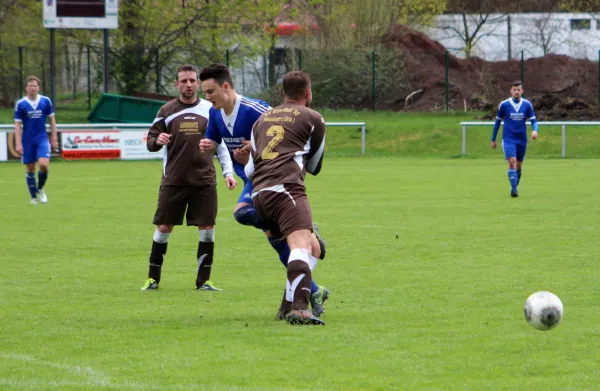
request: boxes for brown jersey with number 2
[250,102,326,191]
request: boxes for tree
[295,0,446,50]
[435,0,510,58]
[521,13,564,56]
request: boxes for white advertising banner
[0,133,7,161]
[120,131,163,160]
[61,131,121,159]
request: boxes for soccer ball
[524,291,563,331]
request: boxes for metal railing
[460,121,600,158]
[0,121,368,154]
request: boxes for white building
[424,13,600,61]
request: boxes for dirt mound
[382,25,600,119]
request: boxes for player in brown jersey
[140,65,237,292]
[244,71,326,325]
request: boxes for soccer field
[1,157,599,390]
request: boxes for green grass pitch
[1,157,599,390]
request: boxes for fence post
[598,49,600,104]
[103,29,109,93]
[155,49,160,93]
[461,125,466,156]
[18,47,23,95]
[521,51,524,90]
[242,58,246,96]
[87,46,91,110]
[507,15,512,60]
[561,124,566,158]
[50,28,56,105]
[445,50,449,112]
[361,125,366,155]
[298,50,302,70]
[371,50,376,112]
[226,48,229,67]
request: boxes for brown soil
[382,25,600,119]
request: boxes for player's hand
[531,131,538,140]
[156,133,171,145]
[199,138,217,153]
[15,144,23,155]
[233,146,251,165]
[224,175,237,190]
[51,137,59,151]
[491,141,497,149]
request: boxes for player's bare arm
[531,130,538,140]
[49,115,59,151]
[224,176,237,190]
[14,120,23,154]
[156,133,171,145]
[491,141,497,149]
[199,138,217,153]
[233,141,251,165]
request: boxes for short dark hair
[199,63,234,87]
[26,75,41,87]
[282,71,311,100]
[176,64,199,81]
[512,80,523,88]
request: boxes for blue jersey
[14,95,54,144]
[492,98,537,144]
[205,94,270,180]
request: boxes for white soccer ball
[524,291,564,331]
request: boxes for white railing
[0,121,368,154]
[460,121,600,158]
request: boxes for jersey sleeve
[14,102,22,122]
[496,102,505,119]
[205,108,222,145]
[527,102,539,131]
[147,107,167,152]
[244,129,256,180]
[305,114,326,176]
[45,98,55,117]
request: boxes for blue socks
[38,170,48,190]
[268,237,318,294]
[26,173,37,199]
[517,169,522,185]
[508,168,518,192]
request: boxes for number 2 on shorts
[261,125,285,160]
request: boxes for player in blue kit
[14,76,58,204]
[491,81,538,198]
[198,64,330,317]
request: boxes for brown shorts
[153,185,217,226]
[253,184,313,239]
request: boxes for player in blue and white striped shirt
[199,64,329,316]
[14,76,58,204]
[491,81,538,198]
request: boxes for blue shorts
[237,179,254,205]
[22,140,51,164]
[502,141,527,161]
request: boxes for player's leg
[22,143,38,203]
[187,185,221,291]
[278,188,324,325]
[233,179,267,229]
[516,143,527,187]
[308,230,330,317]
[36,141,51,203]
[267,227,328,312]
[503,141,519,197]
[142,186,186,290]
[285,229,324,325]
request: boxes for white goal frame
[460,121,600,158]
